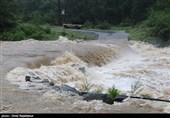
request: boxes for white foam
[5,41,170,113]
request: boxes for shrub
[130,80,143,96]
[95,22,112,30]
[17,24,40,36]
[1,30,26,41]
[1,23,95,41]
[44,27,51,34]
[29,31,44,40]
[80,79,94,92]
[94,87,104,94]
[147,11,170,41]
[11,30,26,41]
[84,21,94,29]
[1,23,53,41]
[107,86,120,100]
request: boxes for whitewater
[2,31,170,113]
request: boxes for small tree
[0,0,17,32]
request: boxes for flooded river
[1,30,170,113]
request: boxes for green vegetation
[130,80,143,96]
[0,0,170,45]
[0,0,17,32]
[1,23,55,41]
[127,26,153,42]
[1,23,95,41]
[107,86,120,100]
[148,12,170,42]
[94,22,112,30]
[80,79,94,92]
[58,29,95,40]
[94,87,104,94]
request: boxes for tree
[148,0,170,41]
[0,0,17,33]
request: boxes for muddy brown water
[0,31,163,113]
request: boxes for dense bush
[0,23,95,41]
[1,23,53,41]
[0,0,17,33]
[83,21,94,29]
[148,11,170,41]
[95,22,112,30]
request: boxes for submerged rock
[53,85,81,95]
[53,85,61,91]
[25,76,32,82]
[49,81,55,86]
[41,79,49,83]
[78,67,86,73]
[83,93,114,105]
[113,95,128,102]
[28,71,36,77]
[51,84,129,105]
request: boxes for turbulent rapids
[4,32,170,113]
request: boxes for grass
[111,25,152,41]
[94,87,104,94]
[128,28,153,43]
[54,29,96,41]
[107,86,120,100]
[130,80,143,96]
[3,23,169,47]
[111,24,170,47]
[1,23,96,41]
[80,79,94,92]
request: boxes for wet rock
[32,76,41,80]
[28,72,41,80]
[29,84,35,87]
[28,72,36,76]
[53,85,80,95]
[53,85,61,91]
[25,76,32,82]
[83,93,114,105]
[103,96,114,105]
[41,79,49,83]
[52,85,115,105]
[79,92,88,96]
[79,67,86,73]
[37,87,44,90]
[49,81,55,86]
[83,93,105,101]
[61,85,80,94]
[113,95,128,102]
[71,64,77,67]
[69,91,79,96]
